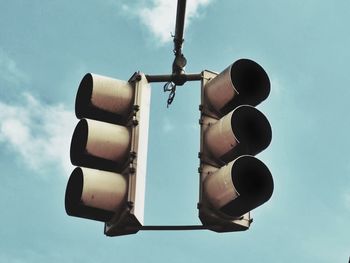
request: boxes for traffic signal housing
[65,72,151,236]
[198,59,273,232]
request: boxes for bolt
[133,105,140,112]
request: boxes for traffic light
[65,72,151,236]
[198,59,273,232]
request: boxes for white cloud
[0,48,28,85]
[125,0,213,44]
[0,93,75,176]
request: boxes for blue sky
[0,0,349,262]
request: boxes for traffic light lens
[70,119,89,166]
[220,156,274,217]
[76,73,93,119]
[230,59,270,106]
[232,156,273,198]
[65,167,84,216]
[231,105,272,156]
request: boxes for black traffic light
[65,72,151,236]
[198,59,273,232]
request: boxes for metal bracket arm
[145,73,202,85]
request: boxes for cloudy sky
[0,0,349,262]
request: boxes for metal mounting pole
[145,0,198,107]
[172,0,188,84]
[174,0,187,55]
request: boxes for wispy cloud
[0,48,28,85]
[344,190,350,210]
[122,0,213,44]
[270,76,284,97]
[0,93,75,176]
[162,116,175,133]
[160,116,198,134]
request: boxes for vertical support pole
[172,0,188,79]
[173,0,187,54]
